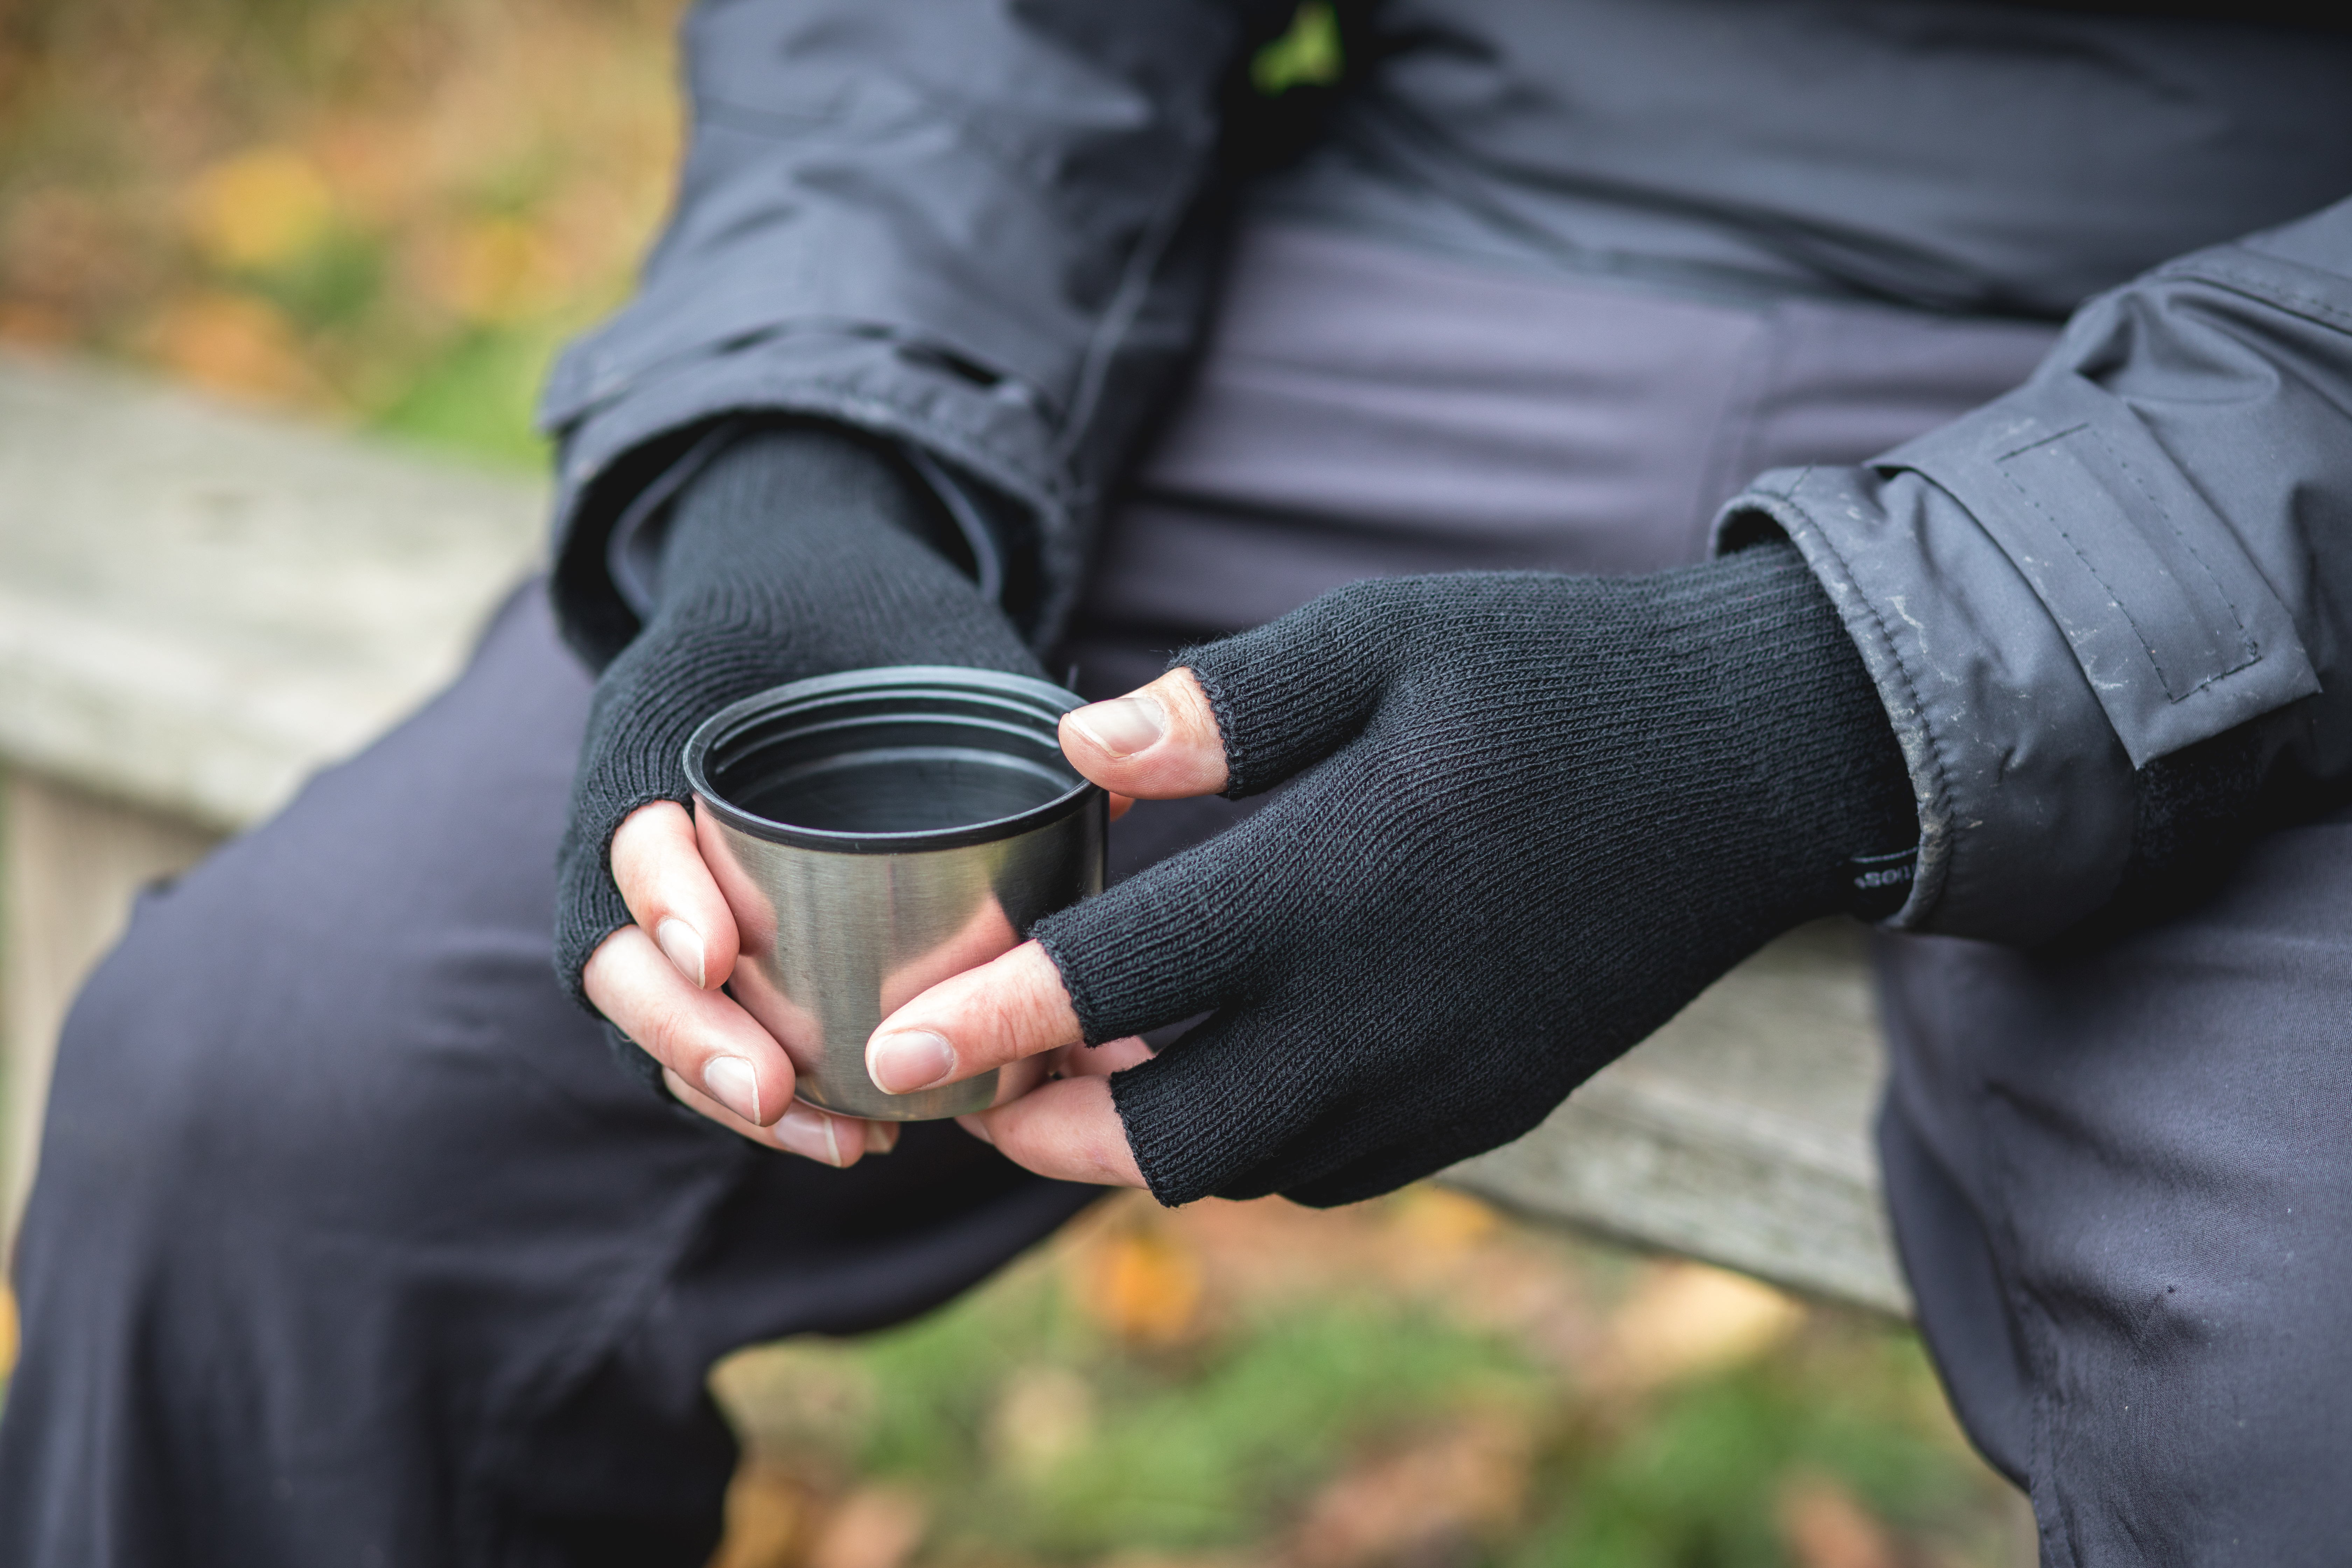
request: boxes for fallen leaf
[707,1463,812,1568]
[187,147,336,271]
[1388,1186,1500,1256]
[1608,1261,1804,1388]
[0,299,74,348]
[412,213,571,326]
[989,1364,1095,1479]
[144,292,324,406]
[1776,1472,1899,1568]
[808,1485,927,1568]
[1287,1413,1532,1568]
[1079,1222,1204,1346]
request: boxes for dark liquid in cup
[734,746,1074,835]
[700,678,1088,843]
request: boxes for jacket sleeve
[537,0,1293,664]
[1719,198,2352,943]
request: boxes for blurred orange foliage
[0,0,684,429]
[1778,1472,1902,1568]
[1079,1219,1207,1347]
[186,146,337,271]
[145,290,321,404]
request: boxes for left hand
[865,665,1236,1191]
[866,556,1913,1208]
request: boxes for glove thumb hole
[1178,600,1394,797]
[1030,848,1266,1048]
[1060,667,1232,800]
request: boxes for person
[4,1,2350,1563]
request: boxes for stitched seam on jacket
[2162,263,2352,333]
[1977,1081,2070,1568]
[559,326,1071,494]
[2086,424,2258,673]
[1993,444,2257,700]
[571,371,1074,525]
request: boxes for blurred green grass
[371,322,579,466]
[710,1192,2018,1568]
[850,1289,1525,1553]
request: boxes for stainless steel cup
[684,666,1107,1121]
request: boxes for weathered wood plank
[1445,920,1907,1316]
[0,349,544,830]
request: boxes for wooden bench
[0,349,1910,1317]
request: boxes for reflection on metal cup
[684,666,1107,1121]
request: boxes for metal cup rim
[682,665,1102,855]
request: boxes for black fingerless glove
[554,427,1042,1010]
[1031,541,1914,1208]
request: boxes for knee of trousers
[17,808,737,1328]
[1874,853,2352,1567]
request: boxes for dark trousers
[6,221,2348,1566]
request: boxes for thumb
[1060,668,1230,799]
[1174,580,1407,797]
[1064,580,1410,802]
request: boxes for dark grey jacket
[542,0,2352,943]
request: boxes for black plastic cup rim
[683,665,1102,855]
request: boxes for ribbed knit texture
[1032,541,1915,1208]
[554,427,1041,1013]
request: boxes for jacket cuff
[1715,466,2139,942]
[1713,211,2349,942]
[539,327,1089,667]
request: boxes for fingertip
[1060,669,1228,799]
[1063,692,1167,761]
[589,925,795,1120]
[774,1100,865,1167]
[870,941,1081,1086]
[866,1028,957,1096]
[654,916,706,989]
[613,800,743,989]
[976,1076,1146,1188]
[701,1053,763,1124]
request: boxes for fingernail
[702,1055,761,1124]
[868,1030,957,1094]
[656,917,706,988]
[866,1120,901,1155]
[956,1113,996,1147]
[775,1101,844,1167]
[1067,694,1165,759]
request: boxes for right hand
[583,800,899,1166]
[550,424,1055,1157]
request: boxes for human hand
[553,425,1049,1160]
[867,546,1916,1206]
[855,664,1231,1189]
[583,780,1142,1166]
[582,799,900,1164]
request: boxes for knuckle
[634,993,705,1072]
